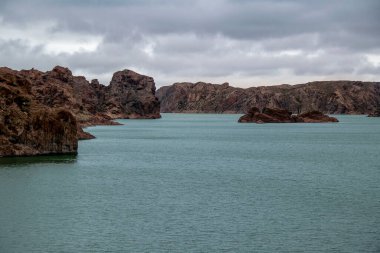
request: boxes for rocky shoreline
[368,108,380,117]
[157,81,380,114]
[2,66,379,157]
[0,66,161,157]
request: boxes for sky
[0,0,379,88]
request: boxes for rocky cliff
[0,67,78,156]
[105,70,161,119]
[21,66,160,123]
[0,66,161,157]
[157,81,380,114]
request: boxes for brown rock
[18,66,161,124]
[238,107,338,123]
[157,81,380,114]
[7,66,161,124]
[0,66,161,157]
[0,69,78,156]
[77,126,95,140]
[368,108,380,117]
[238,107,295,123]
[105,70,161,119]
[297,111,339,123]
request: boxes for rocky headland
[0,66,161,157]
[157,81,380,114]
[238,107,339,123]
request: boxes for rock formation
[105,70,161,119]
[0,66,161,157]
[238,107,338,123]
[21,66,161,124]
[157,81,380,114]
[238,107,292,123]
[368,108,380,117]
[0,68,78,156]
[296,111,339,123]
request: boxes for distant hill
[157,81,380,114]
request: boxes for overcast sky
[0,0,379,87]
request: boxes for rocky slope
[238,107,338,123]
[157,81,380,114]
[0,66,161,157]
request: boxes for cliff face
[105,70,161,119]
[0,66,161,157]
[157,81,380,114]
[0,68,78,156]
[20,66,161,123]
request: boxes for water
[0,114,379,252]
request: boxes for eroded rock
[238,107,338,123]
[157,81,380,114]
[0,66,161,157]
[368,108,380,117]
[0,69,78,156]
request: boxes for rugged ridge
[0,66,161,157]
[157,81,380,114]
[22,66,161,123]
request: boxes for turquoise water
[0,114,379,252]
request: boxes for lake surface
[0,114,379,252]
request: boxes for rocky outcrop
[368,108,380,117]
[0,68,78,156]
[157,81,380,114]
[238,107,338,123]
[238,107,292,123]
[297,111,339,123]
[0,66,161,157]
[105,70,161,119]
[19,66,161,124]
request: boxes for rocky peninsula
[0,66,161,157]
[238,107,339,123]
[157,81,380,114]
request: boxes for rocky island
[0,66,161,157]
[238,107,339,123]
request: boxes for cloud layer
[1,0,379,87]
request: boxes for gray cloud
[0,0,379,87]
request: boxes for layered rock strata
[157,81,380,114]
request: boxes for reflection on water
[0,154,77,167]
